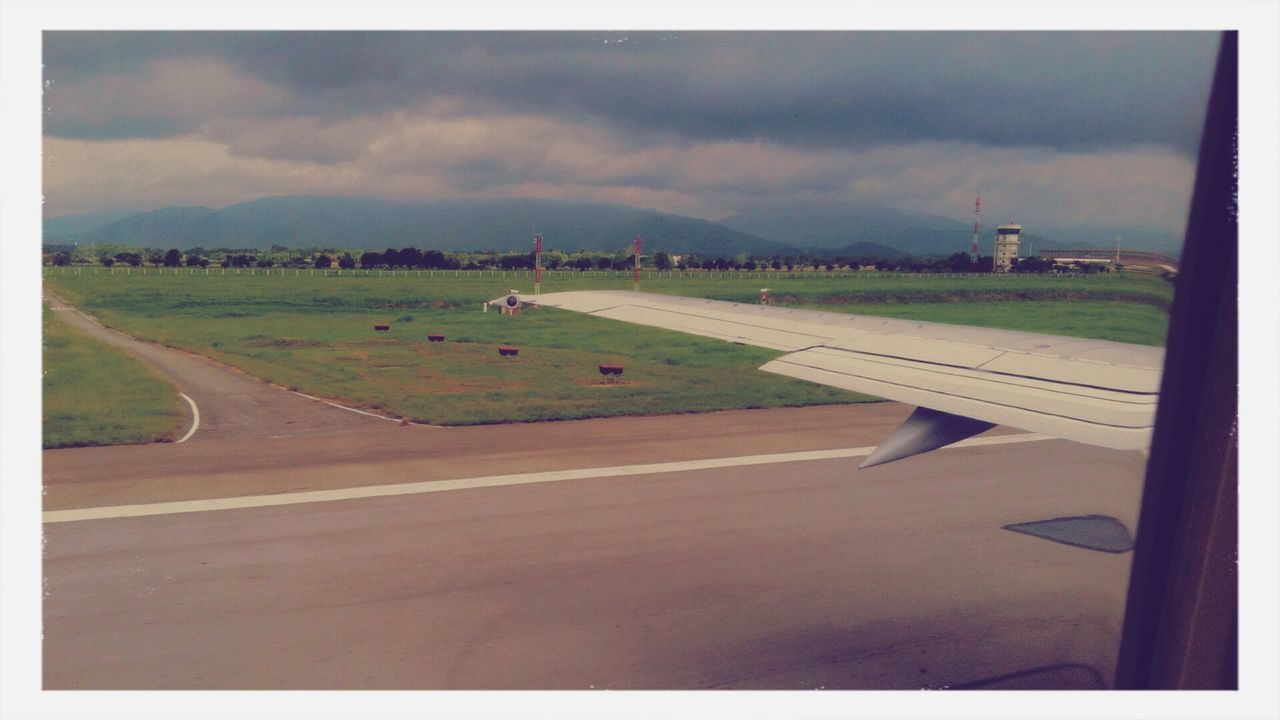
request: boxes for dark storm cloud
[43,31,1218,154]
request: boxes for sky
[42,31,1220,232]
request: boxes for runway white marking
[289,390,426,424]
[176,393,200,444]
[43,432,1052,524]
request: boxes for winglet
[859,406,996,468]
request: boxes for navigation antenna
[534,234,544,294]
[971,195,981,263]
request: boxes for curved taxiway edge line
[176,393,200,444]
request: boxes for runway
[44,417,1145,690]
[40,289,1148,690]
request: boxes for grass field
[43,265,1175,312]
[42,269,1173,429]
[42,304,186,448]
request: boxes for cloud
[43,105,1197,234]
[210,114,402,165]
[40,32,1214,235]
[44,31,1219,154]
[42,135,379,216]
[839,143,1197,230]
[44,57,300,140]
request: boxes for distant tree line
[44,242,1110,275]
[359,248,462,270]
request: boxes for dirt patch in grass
[582,380,639,389]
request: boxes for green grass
[42,266,1175,317]
[42,304,186,448]
[42,269,1171,428]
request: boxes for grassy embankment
[42,304,186,448]
[43,269,1172,427]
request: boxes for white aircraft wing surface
[496,290,1164,466]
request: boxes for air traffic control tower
[993,223,1022,272]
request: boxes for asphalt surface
[41,289,1148,690]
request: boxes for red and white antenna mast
[534,234,544,294]
[971,195,981,262]
[633,235,643,292]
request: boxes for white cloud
[46,57,298,138]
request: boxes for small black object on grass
[427,334,446,342]
[374,324,390,332]
[598,364,624,383]
[498,346,519,357]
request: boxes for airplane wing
[492,290,1164,466]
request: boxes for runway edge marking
[44,433,1052,524]
[289,390,436,426]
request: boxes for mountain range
[43,195,1183,259]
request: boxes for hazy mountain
[42,208,141,238]
[828,242,909,260]
[609,212,789,257]
[43,195,784,257]
[721,203,1179,258]
[721,204,975,256]
[1031,225,1184,257]
[44,195,1183,260]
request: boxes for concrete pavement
[43,434,1144,689]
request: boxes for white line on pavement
[43,432,1052,524]
[290,390,415,424]
[176,393,200,444]
[290,390,391,420]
